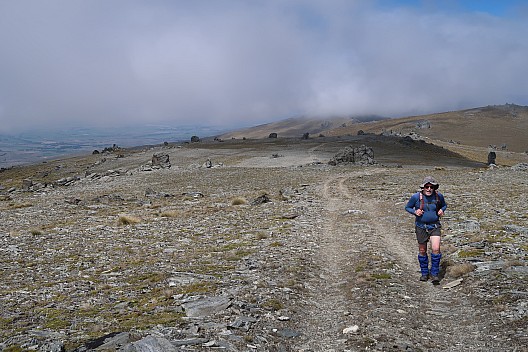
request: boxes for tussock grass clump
[370,273,391,280]
[231,197,247,205]
[29,229,44,236]
[177,281,217,295]
[118,215,141,225]
[115,309,183,331]
[503,260,525,269]
[262,298,284,311]
[441,243,458,255]
[457,249,484,258]
[160,210,180,218]
[487,233,515,243]
[447,263,475,278]
[9,202,33,209]
[226,250,253,261]
[255,232,269,240]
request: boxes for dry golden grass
[9,202,33,209]
[160,210,181,218]
[255,232,269,240]
[503,260,525,269]
[447,263,475,278]
[118,215,141,225]
[231,197,248,206]
[324,105,528,153]
[441,243,458,255]
[432,141,528,166]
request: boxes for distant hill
[323,104,528,153]
[219,104,528,165]
[222,104,527,151]
[219,115,386,140]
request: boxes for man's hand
[437,209,444,217]
[415,209,424,216]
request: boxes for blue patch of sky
[376,0,524,17]
[285,2,330,33]
[297,6,327,29]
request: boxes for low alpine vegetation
[447,263,475,278]
[160,210,180,218]
[118,215,141,225]
[231,197,247,205]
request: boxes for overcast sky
[1,0,527,133]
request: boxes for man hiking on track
[405,176,447,284]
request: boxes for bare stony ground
[0,136,527,351]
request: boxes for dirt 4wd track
[288,169,525,350]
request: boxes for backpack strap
[420,191,440,211]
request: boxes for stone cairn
[151,152,171,169]
[328,144,376,166]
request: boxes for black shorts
[415,225,441,244]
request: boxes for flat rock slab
[83,332,130,350]
[123,335,177,352]
[172,338,209,347]
[442,278,463,289]
[228,316,258,331]
[182,296,232,318]
[273,328,302,338]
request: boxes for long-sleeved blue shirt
[405,191,447,229]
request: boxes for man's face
[423,184,434,195]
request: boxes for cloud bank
[1,0,527,132]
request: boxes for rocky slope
[0,136,526,351]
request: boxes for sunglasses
[423,185,435,190]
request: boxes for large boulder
[329,145,376,166]
[251,193,271,205]
[22,178,33,191]
[487,151,496,165]
[416,120,431,129]
[151,152,171,169]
